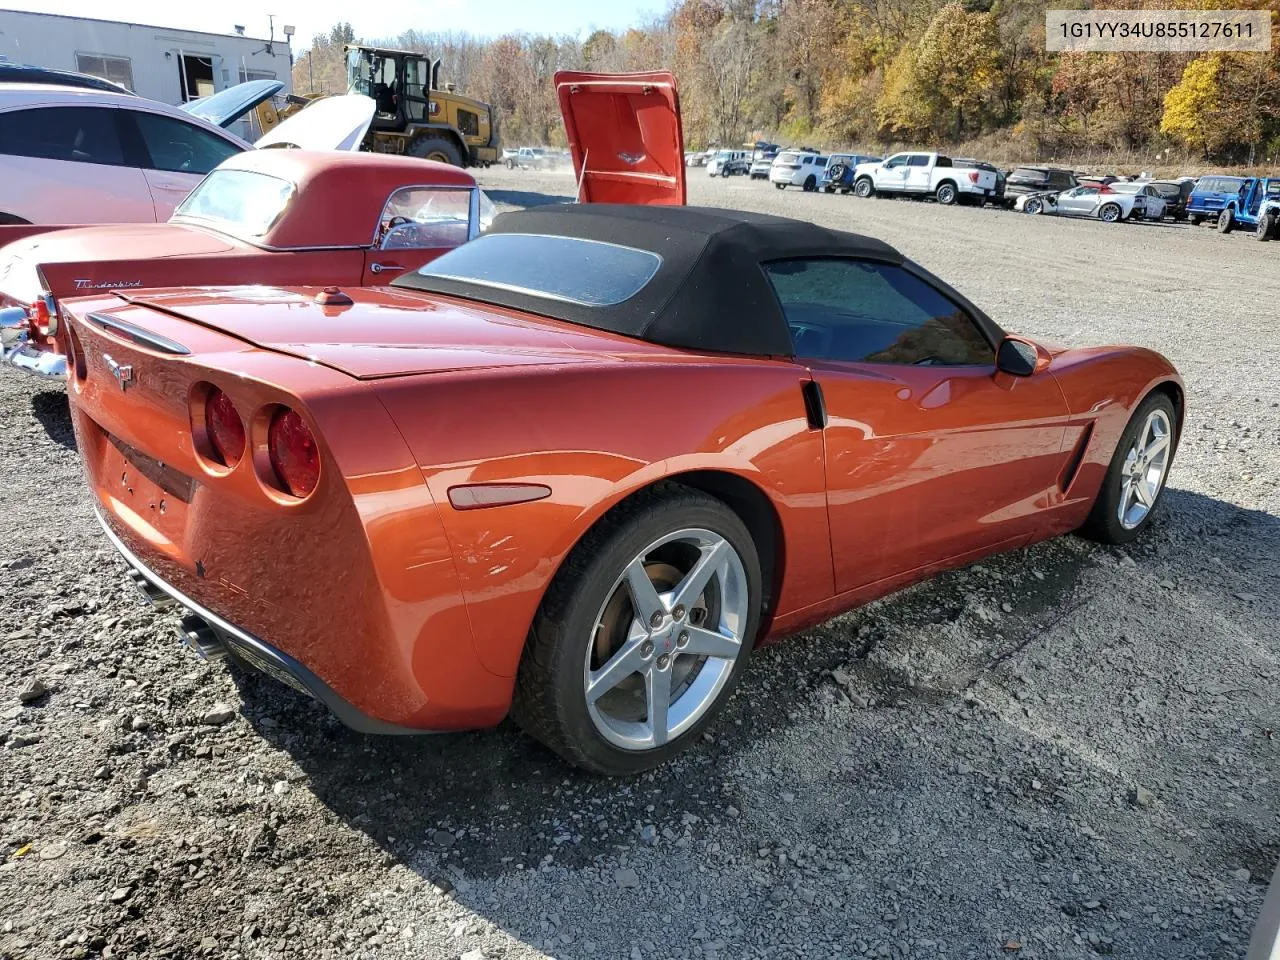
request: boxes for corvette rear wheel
[513,487,761,775]
[1079,393,1177,544]
[1099,203,1122,223]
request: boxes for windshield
[173,168,295,238]
[413,233,661,307]
[1110,183,1141,193]
[1008,168,1048,182]
[1196,177,1242,192]
[346,48,371,96]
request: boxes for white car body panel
[0,86,377,226]
[0,84,249,225]
[853,151,998,199]
[769,151,827,188]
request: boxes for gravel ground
[2,166,1277,960]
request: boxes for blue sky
[1,0,671,48]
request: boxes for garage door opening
[179,54,214,102]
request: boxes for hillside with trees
[296,1,1280,167]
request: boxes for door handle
[369,262,405,275]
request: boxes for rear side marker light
[448,483,552,510]
[267,408,320,499]
[205,389,246,468]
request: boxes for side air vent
[1059,422,1095,492]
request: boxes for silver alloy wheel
[583,528,749,751]
[1101,204,1121,223]
[1118,408,1173,529]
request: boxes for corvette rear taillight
[968,171,979,184]
[204,388,246,468]
[267,408,319,498]
[1099,185,1115,194]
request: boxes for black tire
[854,177,874,198]
[1078,392,1178,544]
[935,182,958,205]
[775,182,786,190]
[409,135,464,168]
[1217,208,1235,233]
[803,175,817,192]
[721,167,730,178]
[1255,211,1275,241]
[512,485,763,776]
[1188,215,1202,226]
[1173,211,1187,223]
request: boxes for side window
[763,258,993,366]
[0,106,126,165]
[907,155,930,167]
[76,54,134,91]
[883,155,906,168]
[378,187,473,249]
[130,111,241,175]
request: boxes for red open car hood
[554,70,686,206]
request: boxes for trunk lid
[254,95,375,151]
[113,285,659,380]
[181,79,284,129]
[0,225,239,303]
[554,70,686,206]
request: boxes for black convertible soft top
[391,204,1003,357]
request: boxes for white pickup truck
[852,152,999,205]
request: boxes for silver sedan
[1017,184,1149,222]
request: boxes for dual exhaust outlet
[125,569,227,661]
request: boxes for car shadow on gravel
[224,484,1276,957]
[30,388,74,449]
[483,188,575,209]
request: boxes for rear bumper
[97,510,431,736]
[1,307,66,378]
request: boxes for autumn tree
[911,2,1003,138]
[1163,52,1280,162]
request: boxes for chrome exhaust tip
[126,568,176,610]
[179,614,228,661]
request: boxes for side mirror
[996,336,1047,377]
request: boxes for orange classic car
[63,204,1183,775]
[0,148,487,377]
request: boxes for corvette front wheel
[513,487,761,775]
[1079,393,1177,544]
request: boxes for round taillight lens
[267,408,319,498]
[204,388,246,468]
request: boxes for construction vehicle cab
[344,44,498,168]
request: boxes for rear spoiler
[0,224,80,250]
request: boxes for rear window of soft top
[412,233,662,307]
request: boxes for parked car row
[739,148,1274,233]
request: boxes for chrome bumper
[1,306,66,379]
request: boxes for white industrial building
[0,9,293,105]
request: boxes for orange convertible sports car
[64,204,1183,775]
